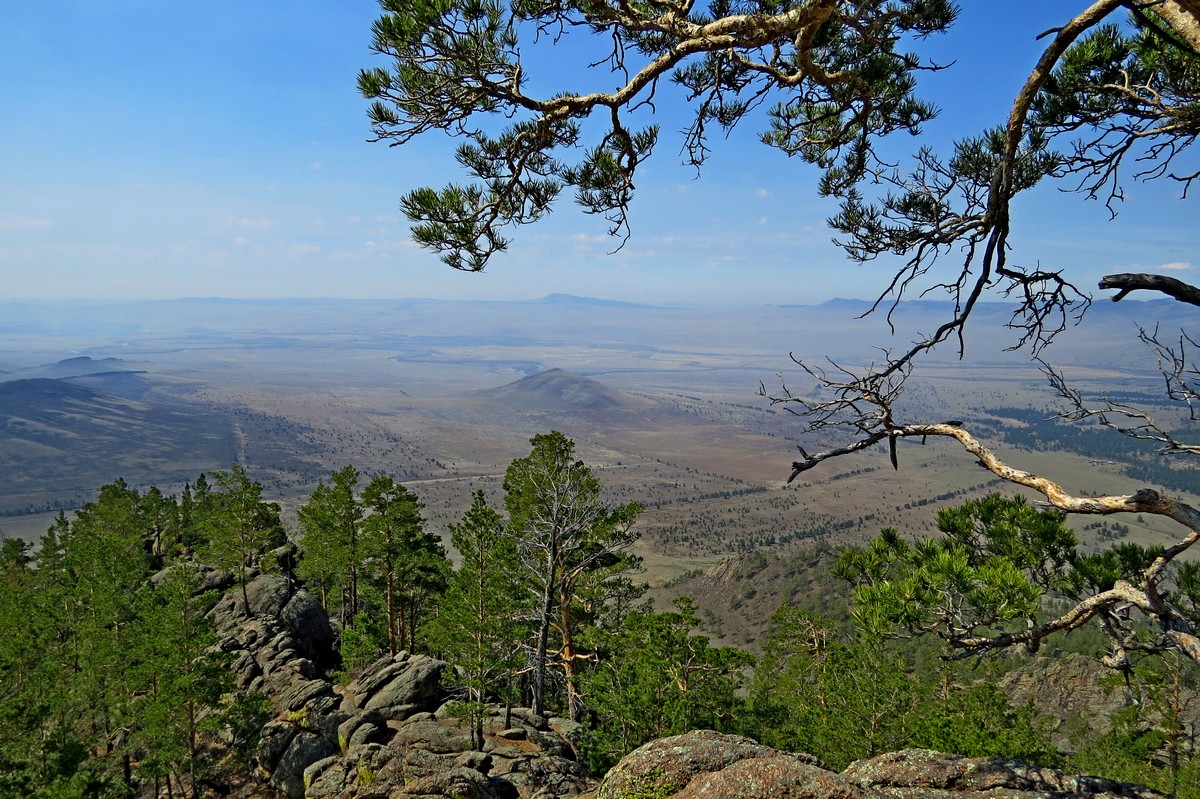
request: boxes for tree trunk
[559,587,583,722]
[532,575,555,717]
[1159,1,1200,52]
[240,568,250,618]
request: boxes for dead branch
[1100,272,1200,306]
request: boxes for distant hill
[531,293,652,308]
[0,378,235,516]
[62,371,156,400]
[3,355,136,382]
[481,368,655,413]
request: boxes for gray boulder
[355,653,448,719]
[595,732,1167,799]
[280,588,335,662]
[245,573,292,618]
[271,730,339,799]
[843,749,1167,798]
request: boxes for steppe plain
[2,295,1196,614]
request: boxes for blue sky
[1,2,1195,304]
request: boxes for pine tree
[503,431,641,720]
[431,491,527,749]
[360,475,447,657]
[297,465,364,628]
[580,597,753,771]
[199,464,283,617]
[130,563,230,799]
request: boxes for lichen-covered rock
[280,587,334,662]
[596,730,824,799]
[842,749,1167,798]
[204,574,594,798]
[245,573,293,618]
[254,721,300,775]
[596,733,1167,799]
[357,654,447,719]
[390,719,475,755]
[278,677,336,712]
[298,701,591,798]
[679,756,866,799]
[271,730,339,799]
[396,765,496,798]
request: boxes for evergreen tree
[139,485,180,560]
[60,480,153,785]
[360,475,446,657]
[0,534,55,796]
[199,464,284,616]
[297,465,364,627]
[430,491,527,749]
[503,431,641,719]
[837,494,1192,664]
[1070,654,1200,799]
[129,563,229,799]
[746,605,1057,771]
[580,597,753,772]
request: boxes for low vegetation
[2,434,1197,798]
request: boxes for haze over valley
[4,295,1196,619]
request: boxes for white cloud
[1158,261,1193,271]
[756,188,770,198]
[0,214,53,231]
[570,233,608,246]
[225,216,272,229]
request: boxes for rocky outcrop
[999,653,1200,751]
[206,575,1165,799]
[304,701,592,799]
[595,731,1166,799]
[207,573,591,798]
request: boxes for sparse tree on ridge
[298,465,365,628]
[129,563,229,799]
[430,490,528,749]
[361,474,448,655]
[503,431,641,720]
[199,464,284,617]
[362,2,1200,666]
[296,468,448,666]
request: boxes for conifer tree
[503,431,641,719]
[130,563,229,799]
[431,491,527,749]
[360,474,446,656]
[297,465,364,627]
[199,464,283,617]
[580,597,753,771]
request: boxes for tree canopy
[362,2,1200,668]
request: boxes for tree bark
[1099,273,1200,307]
[1157,1,1200,52]
[559,586,583,722]
[531,574,554,717]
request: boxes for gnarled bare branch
[1100,272,1200,306]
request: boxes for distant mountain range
[1,296,1188,369]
